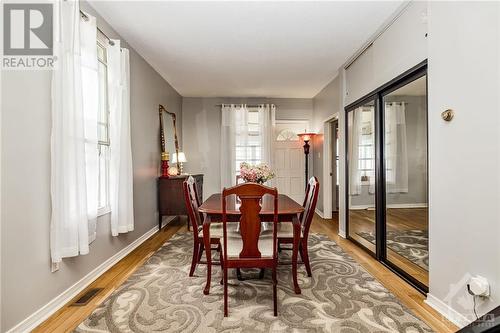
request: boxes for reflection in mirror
[347,100,376,254]
[162,112,177,159]
[383,75,428,286]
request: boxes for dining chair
[277,177,319,277]
[183,176,238,291]
[221,183,279,317]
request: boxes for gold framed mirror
[159,104,180,175]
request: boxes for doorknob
[329,172,333,176]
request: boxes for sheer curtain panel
[385,102,408,193]
[108,41,134,236]
[50,3,99,262]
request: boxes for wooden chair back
[183,176,202,242]
[300,177,320,237]
[222,183,278,260]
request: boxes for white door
[272,121,308,204]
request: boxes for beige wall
[0,2,182,331]
[181,97,313,199]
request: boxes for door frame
[321,113,339,220]
[344,60,429,293]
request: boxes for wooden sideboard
[157,174,203,231]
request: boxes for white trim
[6,226,158,333]
[315,208,325,219]
[275,119,310,125]
[338,230,347,238]
[350,203,428,210]
[342,1,411,70]
[425,294,470,328]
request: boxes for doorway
[330,120,339,213]
[345,62,429,292]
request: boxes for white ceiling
[89,1,403,98]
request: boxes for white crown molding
[6,226,158,333]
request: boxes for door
[382,72,428,288]
[346,98,377,256]
[273,121,307,204]
[345,63,429,292]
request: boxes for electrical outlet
[467,275,490,297]
[51,261,60,273]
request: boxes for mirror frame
[158,104,180,175]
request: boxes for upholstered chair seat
[220,234,274,258]
[197,223,239,238]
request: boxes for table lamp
[172,152,187,175]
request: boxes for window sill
[98,207,111,217]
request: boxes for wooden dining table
[198,193,305,295]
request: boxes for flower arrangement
[239,162,275,184]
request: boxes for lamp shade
[171,152,187,163]
[297,132,316,142]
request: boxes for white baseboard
[338,230,347,238]
[425,293,470,329]
[315,208,325,219]
[7,226,158,333]
[350,203,428,210]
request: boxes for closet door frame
[344,60,428,293]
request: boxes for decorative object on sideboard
[297,131,317,189]
[159,104,181,175]
[172,152,187,175]
[168,166,179,176]
[161,152,170,178]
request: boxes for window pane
[97,52,109,144]
[98,145,110,209]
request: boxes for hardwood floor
[348,207,429,286]
[35,214,456,333]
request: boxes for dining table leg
[202,223,211,295]
[292,217,301,294]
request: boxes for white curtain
[385,102,408,193]
[348,108,363,195]
[108,40,134,236]
[221,104,243,188]
[81,13,99,243]
[50,3,99,262]
[220,104,275,188]
[259,104,275,167]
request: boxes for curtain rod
[215,104,276,108]
[80,10,115,46]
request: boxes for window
[97,41,110,213]
[358,107,375,183]
[276,129,299,141]
[235,108,262,171]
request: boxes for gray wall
[350,95,428,207]
[311,76,342,213]
[181,97,313,198]
[428,1,500,322]
[0,2,182,331]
